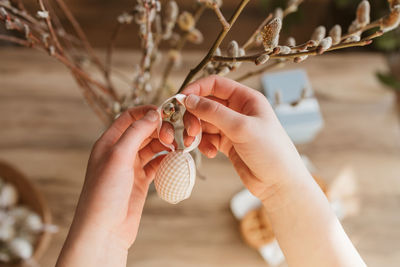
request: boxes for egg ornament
[154,94,201,204]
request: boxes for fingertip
[143,109,159,122]
[183,130,195,147]
[183,112,201,137]
[185,94,200,110]
[159,121,175,144]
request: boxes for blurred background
[0,0,399,266]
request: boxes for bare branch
[178,0,250,93]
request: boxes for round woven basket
[0,161,52,266]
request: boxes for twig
[73,76,112,124]
[235,61,286,82]
[242,0,303,51]
[177,0,250,93]
[0,34,33,46]
[159,4,205,90]
[211,35,377,63]
[53,1,102,69]
[37,0,64,54]
[53,53,114,98]
[211,3,229,30]
[340,20,381,41]
[105,23,122,88]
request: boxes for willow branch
[212,32,379,63]
[211,3,229,30]
[340,20,381,41]
[243,0,303,51]
[54,0,117,98]
[72,76,111,124]
[177,0,250,93]
[53,53,114,98]
[37,0,64,54]
[159,4,206,89]
[105,23,122,87]
[0,34,33,46]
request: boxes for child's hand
[180,75,308,205]
[180,75,365,267]
[57,106,173,267]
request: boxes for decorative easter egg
[154,94,201,204]
[9,237,33,260]
[0,183,18,208]
[154,150,196,204]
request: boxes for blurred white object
[230,189,284,266]
[9,237,33,260]
[262,69,324,144]
[0,183,19,208]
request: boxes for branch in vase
[178,0,250,93]
[159,3,206,91]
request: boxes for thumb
[185,94,249,142]
[113,109,160,162]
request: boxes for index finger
[182,75,260,102]
[96,105,157,152]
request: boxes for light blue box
[261,69,324,144]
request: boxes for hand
[57,106,174,267]
[178,75,365,267]
[179,75,309,204]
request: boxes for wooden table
[0,49,399,267]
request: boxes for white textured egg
[23,212,43,233]
[0,183,19,208]
[0,219,15,242]
[154,150,196,204]
[9,237,33,260]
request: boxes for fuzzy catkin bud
[166,1,179,22]
[118,12,134,24]
[178,11,195,32]
[294,55,308,63]
[329,24,342,45]
[261,18,282,50]
[278,46,291,54]
[286,0,301,13]
[187,28,204,44]
[317,37,332,54]
[274,8,283,19]
[344,35,361,43]
[255,54,270,65]
[311,26,326,43]
[286,37,296,47]
[36,10,49,19]
[227,40,239,57]
[0,7,7,18]
[214,47,221,56]
[233,48,246,68]
[218,66,230,76]
[356,0,370,27]
[388,0,400,10]
[168,50,182,67]
[380,6,400,32]
[23,24,30,38]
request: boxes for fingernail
[186,125,192,136]
[186,94,200,109]
[208,147,216,158]
[144,110,159,122]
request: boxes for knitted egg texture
[154,150,196,204]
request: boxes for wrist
[57,220,128,267]
[259,164,315,213]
